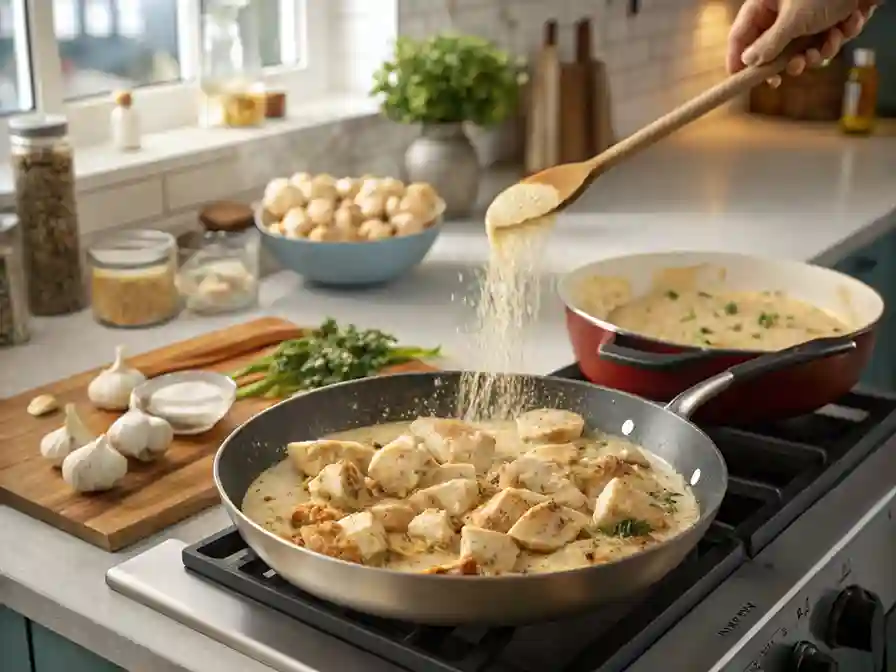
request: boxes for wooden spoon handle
[591,35,824,174]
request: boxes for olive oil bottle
[841,48,879,135]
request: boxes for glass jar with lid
[177,201,260,315]
[199,0,265,128]
[88,230,181,328]
[0,212,30,346]
[9,113,86,316]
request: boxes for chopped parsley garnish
[652,491,682,512]
[732,323,743,332]
[699,326,713,335]
[752,333,762,339]
[758,312,779,328]
[602,518,653,538]
[698,291,712,298]
[665,290,679,300]
[724,302,738,315]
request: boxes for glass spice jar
[198,0,265,129]
[0,212,30,346]
[88,230,181,328]
[177,201,260,315]
[10,114,86,316]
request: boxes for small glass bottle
[111,90,141,151]
[88,230,181,328]
[199,0,265,129]
[177,202,260,315]
[841,48,879,135]
[9,114,86,316]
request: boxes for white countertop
[2,114,896,672]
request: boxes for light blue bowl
[257,206,443,287]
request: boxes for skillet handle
[598,341,718,369]
[665,336,857,419]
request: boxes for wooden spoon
[486,36,823,232]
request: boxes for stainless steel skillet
[213,336,854,625]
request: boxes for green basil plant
[371,33,527,127]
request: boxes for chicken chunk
[409,417,496,474]
[367,435,433,497]
[460,526,520,575]
[335,511,389,561]
[498,456,588,510]
[525,442,579,466]
[615,446,651,468]
[287,439,375,477]
[370,499,416,532]
[468,487,549,533]
[307,460,368,510]
[515,409,585,443]
[407,509,456,547]
[299,521,363,564]
[592,477,669,533]
[408,478,480,517]
[574,455,633,500]
[419,463,477,487]
[508,501,590,552]
[291,502,344,528]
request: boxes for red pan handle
[665,336,856,419]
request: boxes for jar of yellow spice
[88,230,181,328]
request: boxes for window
[0,0,34,115]
[0,0,328,150]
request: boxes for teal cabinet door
[0,606,32,672]
[833,232,896,391]
[30,622,123,672]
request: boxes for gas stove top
[107,366,896,672]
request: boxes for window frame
[0,0,330,155]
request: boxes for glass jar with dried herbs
[0,212,30,346]
[10,114,86,316]
[88,230,181,329]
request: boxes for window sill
[0,94,382,231]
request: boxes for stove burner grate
[182,368,896,672]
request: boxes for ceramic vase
[404,123,480,218]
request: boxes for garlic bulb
[87,345,146,410]
[108,409,173,462]
[61,435,128,493]
[40,403,94,467]
[146,415,174,455]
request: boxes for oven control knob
[792,641,838,671]
[824,585,885,653]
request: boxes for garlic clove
[62,434,128,493]
[40,426,72,468]
[88,345,147,411]
[145,415,174,459]
[63,403,94,446]
[108,410,152,461]
[39,404,94,468]
[28,394,59,417]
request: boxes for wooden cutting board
[0,317,436,552]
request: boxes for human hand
[727,0,878,86]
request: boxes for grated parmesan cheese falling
[458,183,560,420]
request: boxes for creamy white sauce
[242,418,700,576]
[607,288,849,350]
